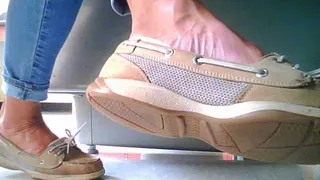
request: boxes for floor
[0,113,319,180]
[0,155,319,180]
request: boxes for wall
[202,0,320,71]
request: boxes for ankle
[0,97,43,130]
[129,0,204,37]
[0,120,45,136]
[0,97,58,156]
[0,121,57,156]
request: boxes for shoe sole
[0,155,105,180]
[26,169,105,180]
[87,78,320,164]
[0,155,19,170]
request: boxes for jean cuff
[2,74,48,102]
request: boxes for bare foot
[128,0,263,64]
[0,97,58,156]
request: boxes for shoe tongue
[254,53,293,67]
[47,137,68,148]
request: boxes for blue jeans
[2,0,129,102]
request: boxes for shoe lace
[306,68,320,80]
[265,54,319,81]
[195,54,320,81]
[124,41,320,82]
[48,122,87,156]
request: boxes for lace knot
[48,122,87,156]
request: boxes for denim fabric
[2,0,128,102]
[2,0,83,101]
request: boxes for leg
[0,1,104,178]
[1,0,82,156]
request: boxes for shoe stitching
[236,85,254,103]
[62,159,101,166]
[132,52,303,87]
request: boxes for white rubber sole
[87,78,320,164]
[104,79,320,119]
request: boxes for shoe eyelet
[48,150,52,154]
[40,160,44,165]
[165,49,174,58]
[256,68,268,78]
[193,55,203,65]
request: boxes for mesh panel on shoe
[119,53,249,106]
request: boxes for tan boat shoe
[87,38,320,164]
[0,126,105,180]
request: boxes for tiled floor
[0,113,319,180]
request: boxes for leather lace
[48,122,87,156]
[124,41,320,82]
